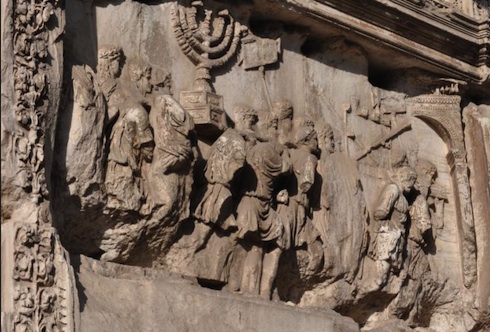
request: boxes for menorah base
[180,90,227,139]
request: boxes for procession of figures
[4,0,489,330]
[55,41,447,327]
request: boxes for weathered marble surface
[2,0,490,331]
[75,255,360,332]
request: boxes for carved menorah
[172,0,243,137]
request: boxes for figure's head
[276,189,289,204]
[125,105,154,161]
[295,119,318,153]
[415,159,437,197]
[391,149,409,169]
[317,123,335,154]
[272,100,293,130]
[97,46,123,79]
[395,166,417,193]
[207,130,246,184]
[128,60,152,96]
[261,113,279,140]
[151,67,171,94]
[234,104,257,131]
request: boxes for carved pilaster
[409,94,477,288]
[5,0,76,330]
[462,104,490,309]
[446,149,477,288]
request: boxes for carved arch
[407,94,476,288]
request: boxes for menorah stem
[194,65,212,92]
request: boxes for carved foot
[100,249,121,262]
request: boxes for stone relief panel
[0,0,484,330]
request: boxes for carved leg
[100,221,146,263]
[376,260,390,288]
[193,223,214,253]
[260,247,282,300]
[241,244,263,295]
[306,239,324,276]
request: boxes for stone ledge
[74,255,360,332]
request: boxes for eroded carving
[236,142,290,297]
[276,119,323,278]
[408,94,477,288]
[12,0,60,201]
[368,165,417,291]
[13,286,36,332]
[12,224,68,332]
[193,129,247,248]
[6,0,486,329]
[105,103,154,212]
[142,95,197,257]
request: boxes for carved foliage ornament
[13,224,69,332]
[11,0,67,329]
[12,0,59,202]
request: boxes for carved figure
[105,57,151,128]
[235,142,290,297]
[234,104,259,149]
[272,100,294,145]
[260,113,279,141]
[125,60,152,100]
[370,166,417,289]
[312,123,368,281]
[276,121,323,276]
[136,95,198,259]
[193,129,247,248]
[143,95,196,221]
[96,46,123,105]
[151,67,172,95]
[105,104,154,212]
[388,159,438,323]
[64,64,106,202]
[409,160,437,246]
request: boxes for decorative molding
[8,0,75,330]
[277,0,490,83]
[13,223,73,332]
